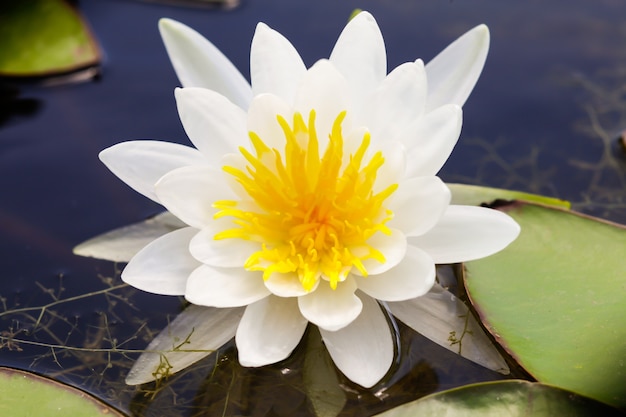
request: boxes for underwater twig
[0,283,130,329]
[0,334,217,355]
[447,312,473,355]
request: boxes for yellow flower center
[213,110,397,292]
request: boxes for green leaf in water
[463,202,626,409]
[0,0,100,77]
[0,367,125,416]
[449,183,570,209]
[374,380,624,417]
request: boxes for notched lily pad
[0,0,100,78]
[0,367,125,416]
[463,202,626,409]
[374,380,624,416]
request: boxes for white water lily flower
[78,12,520,388]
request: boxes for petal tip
[473,24,490,51]
[254,21,271,33]
[125,371,150,386]
[475,23,490,37]
[158,18,190,40]
[158,17,176,29]
[98,146,111,164]
[98,142,125,168]
[173,86,184,99]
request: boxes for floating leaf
[0,0,100,77]
[449,183,570,209]
[463,202,626,408]
[374,380,623,416]
[0,367,124,416]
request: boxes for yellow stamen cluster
[213,110,397,292]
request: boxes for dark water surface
[1,0,625,415]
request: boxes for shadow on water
[0,83,41,127]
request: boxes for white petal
[355,245,435,301]
[185,264,270,307]
[155,165,235,229]
[126,304,244,385]
[189,222,259,268]
[247,94,293,151]
[122,227,200,296]
[236,296,308,367]
[265,272,316,297]
[320,293,393,388]
[293,60,351,143]
[425,24,489,111]
[250,23,307,104]
[403,104,463,177]
[99,140,206,203]
[74,212,185,262]
[329,11,386,106]
[298,276,362,331]
[387,283,509,373]
[361,61,427,142]
[353,228,407,276]
[388,176,451,236]
[408,205,520,263]
[175,87,248,165]
[159,18,252,109]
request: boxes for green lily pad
[463,202,626,409]
[0,367,125,416]
[375,380,623,416]
[449,183,570,209]
[0,0,100,77]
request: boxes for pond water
[1,0,625,415]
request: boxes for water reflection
[0,262,513,415]
[128,324,503,417]
[0,83,41,127]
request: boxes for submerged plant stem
[0,283,129,328]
